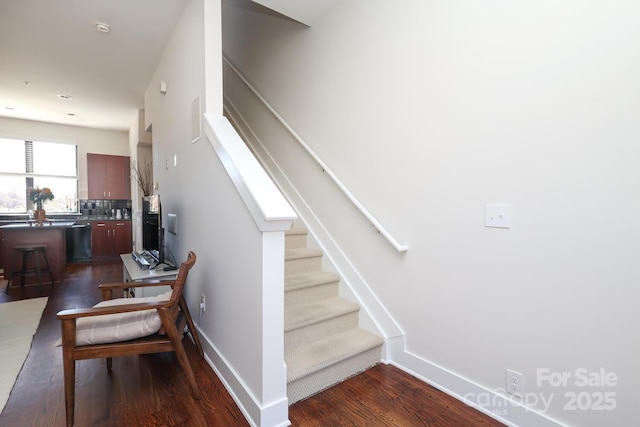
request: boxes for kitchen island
[0,221,76,287]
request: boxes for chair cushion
[56,291,172,346]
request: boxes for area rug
[0,297,48,413]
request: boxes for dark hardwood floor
[0,262,504,426]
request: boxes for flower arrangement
[29,187,55,209]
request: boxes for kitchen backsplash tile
[79,199,131,219]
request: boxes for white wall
[222,1,640,426]
[144,1,291,425]
[128,110,153,250]
[0,117,128,199]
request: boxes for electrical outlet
[506,369,524,397]
[200,294,206,312]
[485,204,512,228]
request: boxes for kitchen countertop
[0,217,131,227]
[0,220,79,229]
[78,216,132,221]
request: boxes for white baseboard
[199,320,564,427]
[197,326,291,427]
[386,336,565,427]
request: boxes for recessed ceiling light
[66,113,76,117]
[96,22,111,33]
[57,94,73,100]
[4,106,15,110]
[23,81,31,87]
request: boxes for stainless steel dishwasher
[65,222,92,262]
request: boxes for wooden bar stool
[6,244,55,292]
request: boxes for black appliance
[66,222,92,262]
[142,214,159,252]
[141,195,172,269]
[142,195,160,253]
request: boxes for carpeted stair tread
[285,248,323,276]
[285,247,323,260]
[285,297,359,332]
[286,328,384,382]
[285,227,308,237]
[285,271,340,307]
[285,271,340,292]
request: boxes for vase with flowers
[29,187,54,224]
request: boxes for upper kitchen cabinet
[87,153,131,200]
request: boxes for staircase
[284,225,384,404]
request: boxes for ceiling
[0,0,187,131]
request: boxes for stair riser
[285,234,307,250]
[285,312,359,352]
[285,256,322,276]
[287,348,382,404]
[285,282,339,307]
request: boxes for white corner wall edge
[386,337,567,427]
[203,112,297,232]
[197,327,291,427]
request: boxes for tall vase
[35,201,45,224]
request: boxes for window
[0,138,78,213]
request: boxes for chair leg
[5,250,18,291]
[20,251,28,288]
[34,250,43,292]
[63,357,76,427]
[158,309,200,399]
[179,296,204,357]
[40,248,55,285]
[107,357,112,371]
[60,319,77,427]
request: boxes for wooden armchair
[57,251,203,427]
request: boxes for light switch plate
[485,204,512,228]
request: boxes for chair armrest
[100,281,175,300]
[99,280,175,290]
[57,301,170,320]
